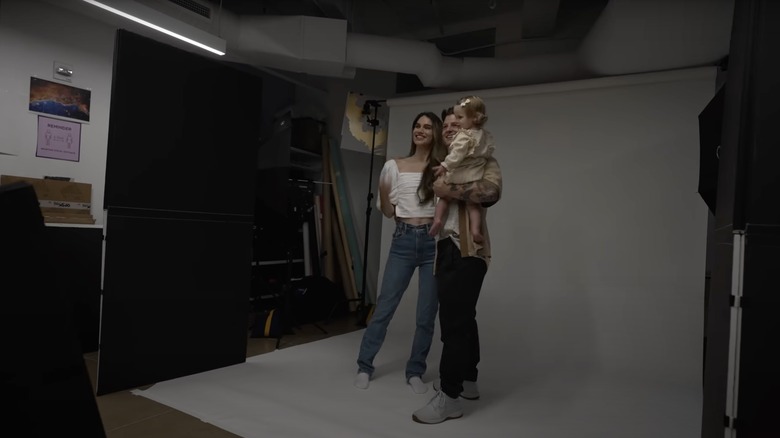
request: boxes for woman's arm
[433,157,502,206]
[377,160,397,218]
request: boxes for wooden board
[328,139,364,303]
[331,208,357,309]
[328,141,359,304]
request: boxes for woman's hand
[433,165,446,178]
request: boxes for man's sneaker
[433,379,481,400]
[412,390,463,424]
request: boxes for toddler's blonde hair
[456,95,488,127]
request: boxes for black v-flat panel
[702,1,780,436]
[97,212,252,395]
[97,29,262,395]
[104,29,261,216]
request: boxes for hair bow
[459,98,471,107]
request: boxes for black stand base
[354,99,386,328]
[350,300,375,327]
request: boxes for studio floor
[84,314,363,437]
[81,314,704,438]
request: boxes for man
[412,107,503,424]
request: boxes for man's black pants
[436,237,487,398]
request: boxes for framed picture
[36,115,81,162]
[29,76,91,122]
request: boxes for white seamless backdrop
[134,67,718,438]
[381,67,715,392]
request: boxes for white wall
[0,0,115,224]
[382,67,715,389]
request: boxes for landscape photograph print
[29,76,91,122]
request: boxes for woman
[354,112,447,394]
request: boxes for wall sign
[36,115,81,162]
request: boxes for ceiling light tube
[82,0,226,56]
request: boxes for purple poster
[36,115,81,162]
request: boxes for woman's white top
[377,159,435,219]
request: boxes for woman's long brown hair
[406,112,446,204]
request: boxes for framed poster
[36,115,81,162]
[29,76,91,122]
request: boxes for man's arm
[433,157,502,206]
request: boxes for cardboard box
[0,174,95,224]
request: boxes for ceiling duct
[58,0,734,90]
[167,0,211,19]
[232,14,352,78]
[226,0,733,90]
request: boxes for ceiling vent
[167,0,211,19]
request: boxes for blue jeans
[356,221,438,381]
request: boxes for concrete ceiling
[214,0,609,57]
[53,0,734,91]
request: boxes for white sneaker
[354,372,369,389]
[432,379,480,400]
[412,390,463,424]
[407,376,428,394]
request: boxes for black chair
[0,181,106,437]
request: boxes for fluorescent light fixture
[82,0,226,56]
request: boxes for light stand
[354,99,385,325]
